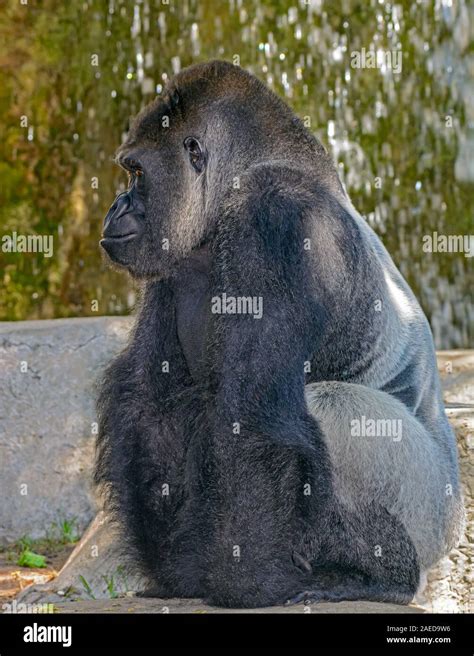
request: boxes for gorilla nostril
[103,191,136,234]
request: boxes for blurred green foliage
[0,0,472,347]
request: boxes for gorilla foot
[286,590,325,605]
[286,581,415,606]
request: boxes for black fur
[93,60,462,608]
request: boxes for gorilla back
[95,60,463,608]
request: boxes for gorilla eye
[184,137,205,173]
[126,167,143,187]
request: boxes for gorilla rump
[96,60,463,608]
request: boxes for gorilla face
[101,101,209,279]
[100,60,336,279]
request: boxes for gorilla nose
[103,192,138,239]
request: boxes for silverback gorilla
[96,60,463,608]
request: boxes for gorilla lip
[100,232,138,243]
[100,233,138,262]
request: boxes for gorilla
[96,60,463,608]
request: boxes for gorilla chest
[172,249,212,381]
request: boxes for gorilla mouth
[100,232,138,244]
[100,232,139,267]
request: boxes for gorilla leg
[304,381,463,573]
[285,380,463,605]
[201,406,420,608]
[289,499,420,605]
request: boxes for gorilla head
[101,60,339,278]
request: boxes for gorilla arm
[208,165,333,452]
[202,165,419,607]
[95,279,202,590]
[202,166,335,606]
